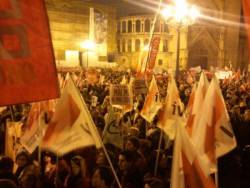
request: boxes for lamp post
[80,39,96,68]
[161,0,200,79]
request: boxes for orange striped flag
[141,76,162,122]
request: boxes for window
[162,40,168,52]
[158,59,163,65]
[135,39,140,52]
[122,21,126,33]
[128,20,132,33]
[128,39,132,52]
[154,20,160,32]
[163,23,169,33]
[117,40,120,53]
[117,22,120,33]
[144,39,149,49]
[145,19,150,32]
[136,20,141,32]
[122,39,126,52]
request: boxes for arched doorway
[188,42,208,69]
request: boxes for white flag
[193,76,237,174]
[42,77,102,156]
[158,75,184,139]
[141,76,162,122]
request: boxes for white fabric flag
[186,72,209,137]
[171,120,215,188]
[42,77,102,156]
[20,100,56,153]
[141,76,162,123]
[158,75,184,139]
[193,76,237,174]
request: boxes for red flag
[243,0,250,66]
[0,0,59,106]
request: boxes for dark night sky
[87,0,158,16]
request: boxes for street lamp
[161,0,200,78]
[80,39,96,68]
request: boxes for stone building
[188,0,243,69]
[45,0,117,68]
[44,0,247,71]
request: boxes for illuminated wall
[45,0,117,67]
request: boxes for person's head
[70,155,86,177]
[91,166,113,188]
[96,151,107,166]
[125,136,140,152]
[0,156,14,173]
[15,150,30,168]
[43,151,55,164]
[118,151,133,171]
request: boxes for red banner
[243,0,250,66]
[147,35,161,70]
[0,0,59,106]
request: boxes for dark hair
[15,150,31,164]
[94,116,105,131]
[127,136,140,149]
[95,166,113,187]
[0,156,14,172]
[119,151,134,162]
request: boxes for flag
[185,84,196,117]
[0,0,59,106]
[20,100,56,153]
[5,120,23,160]
[171,120,216,188]
[186,72,209,137]
[193,77,237,174]
[102,106,123,149]
[158,75,184,139]
[243,0,250,66]
[42,76,102,156]
[147,36,161,71]
[141,76,162,122]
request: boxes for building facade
[116,15,188,71]
[45,0,117,68]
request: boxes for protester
[65,155,90,188]
[0,156,18,186]
[14,149,40,188]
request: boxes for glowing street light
[161,0,200,78]
[79,39,96,68]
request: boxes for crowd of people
[0,68,250,188]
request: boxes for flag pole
[144,0,162,72]
[154,127,163,176]
[74,76,122,188]
[101,142,122,188]
[38,103,42,168]
[215,163,219,188]
[9,105,16,122]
